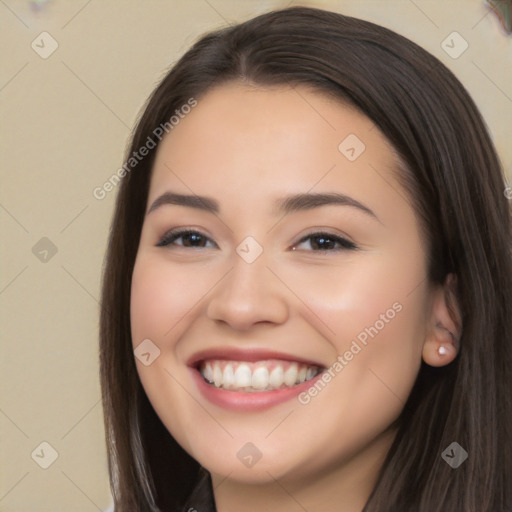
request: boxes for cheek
[276,248,428,349]
[277,251,428,421]
[130,253,210,346]
[130,256,171,346]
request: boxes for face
[130,82,434,487]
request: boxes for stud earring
[438,345,450,356]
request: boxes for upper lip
[187,347,326,369]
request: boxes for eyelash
[156,228,358,252]
[294,232,357,251]
[156,229,217,249]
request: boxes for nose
[206,255,289,331]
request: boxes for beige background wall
[1,1,510,510]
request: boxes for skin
[130,82,461,512]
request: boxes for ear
[422,273,462,367]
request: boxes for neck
[211,426,396,512]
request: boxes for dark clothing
[181,468,217,512]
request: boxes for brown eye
[156,229,217,248]
[293,232,357,252]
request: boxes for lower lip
[189,367,324,412]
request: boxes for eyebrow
[147,192,219,215]
[275,192,378,220]
[147,191,378,220]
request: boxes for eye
[156,229,217,249]
[292,231,357,252]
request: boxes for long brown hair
[99,7,512,511]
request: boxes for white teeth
[269,366,284,388]
[223,364,235,388]
[234,364,252,388]
[213,363,223,388]
[200,359,321,392]
[251,366,269,390]
[204,363,213,382]
[283,363,298,386]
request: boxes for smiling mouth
[199,359,323,392]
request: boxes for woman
[99,6,512,511]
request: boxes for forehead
[148,82,411,227]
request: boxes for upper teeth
[199,360,321,392]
